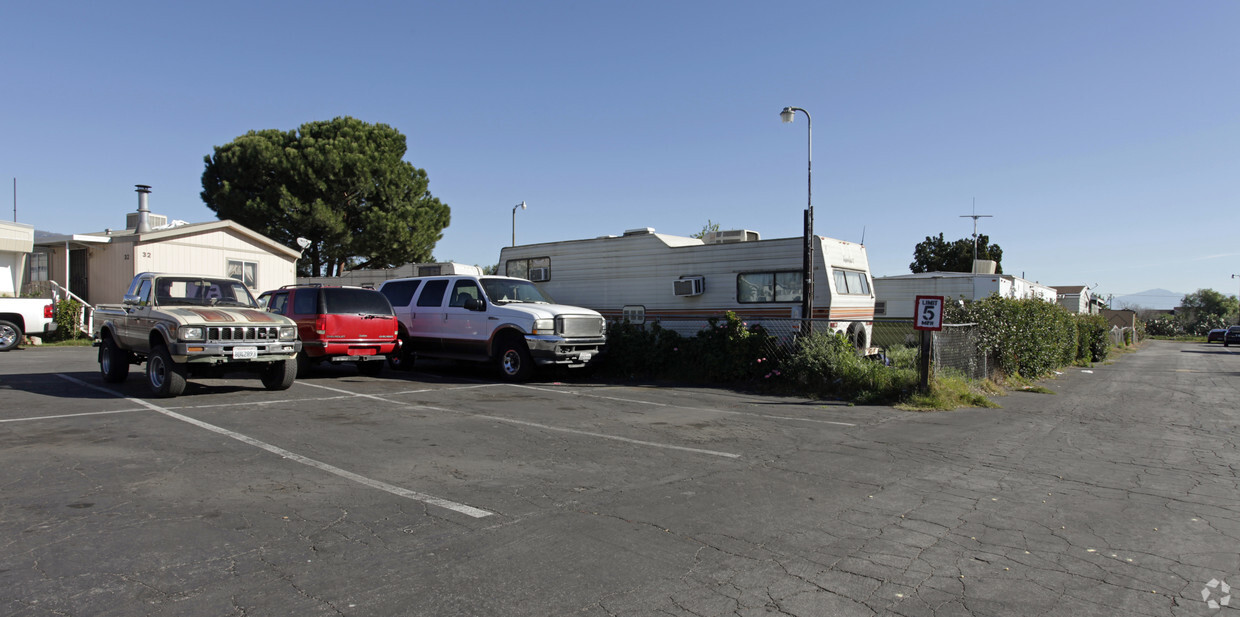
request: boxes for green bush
[599,312,773,383]
[782,331,917,403]
[1075,314,1110,363]
[946,295,1078,379]
[50,299,85,341]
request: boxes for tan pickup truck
[94,272,301,397]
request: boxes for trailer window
[505,257,550,282]
[737,271,802,303]
[834,269,870,295]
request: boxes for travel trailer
[498,228,876,350]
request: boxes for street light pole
[511,201,526,247]
[1233,274,1240,324]
[780,106,813,332]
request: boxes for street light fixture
[512,201,526,247]
[780,106,813,332]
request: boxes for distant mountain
[1111,289,1184,311]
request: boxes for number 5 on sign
[914,296,944,331]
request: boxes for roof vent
[623,227,656,236]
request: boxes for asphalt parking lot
[2,342,1239,616]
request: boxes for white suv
[377,275,606,380]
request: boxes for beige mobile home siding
[86,242,134,305]
[132,229,295,293]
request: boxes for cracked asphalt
[1,340,1238,616]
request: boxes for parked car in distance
[259,285,399,377]
[1207,328,1227,343]
[1224,326,1240,347]
[377,275,606,380]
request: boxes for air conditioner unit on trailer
[528,267,550,282]
[673,276,704,297]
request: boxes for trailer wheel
[848,323,868,352]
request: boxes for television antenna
[959,198,993,263]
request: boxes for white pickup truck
[0,298,58,351]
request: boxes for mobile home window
[227,259,258,289]
[833,269,870,295]
[505,257,550,282]
[737,271,803,303]
[27,251,49,282]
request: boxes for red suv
[259,285,399,376]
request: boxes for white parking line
[56,375,494,519]
[0,408,146,423]
[509,384,858,427]
[297,381,743,459]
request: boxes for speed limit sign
[914,296,945,331]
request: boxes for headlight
[178,326,205,341]
[532,319,555,335]
[279,326,298,341]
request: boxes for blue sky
[3,1,1236,308]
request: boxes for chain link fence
[933,323,989,381]
[618,315,992,380]
[625,316,871,365]
[1110,326,1137,347]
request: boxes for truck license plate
[233,347,258,359]
[578,352,592,362]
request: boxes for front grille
[207,326,280,341]
[557,316,605,338]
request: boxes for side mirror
[464,298,486,312]
[123,294,141,306]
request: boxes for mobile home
[498,228,876,350]
[873,272,1058,320]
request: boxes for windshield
[154,277,258,308]
[480,278,555,305]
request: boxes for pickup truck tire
[147,344,187,398]
[99,336,130,383]
[496,334,533,382]
[261,359,297,391]
[0,319,21,352]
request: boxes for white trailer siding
[874,273,1057,320]
[498,230,876,345]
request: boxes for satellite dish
[296,237,311,249]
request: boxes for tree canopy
[1180,289,1238,323]
[909,233,1003,274]
[201,117,450,277]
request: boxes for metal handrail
[48,281,94,336]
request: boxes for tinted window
[449,280,481,307]
[293,289,319,314]
[380,280,421,307]
[416,280,449,307]
[322,288,393,315]
[267,292,289,314]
